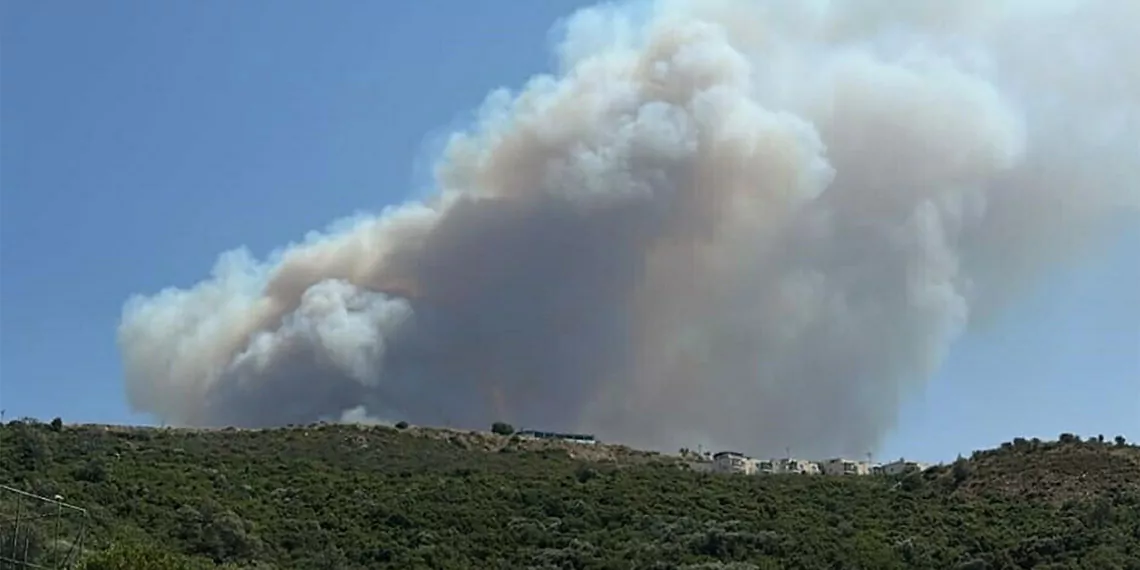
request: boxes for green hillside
[1,420,1138,569]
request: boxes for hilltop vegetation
[1,420,1138,569]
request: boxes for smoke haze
[118,0,1139,458]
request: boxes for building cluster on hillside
[688,450,933,477]
[500,427,933,477]
[515,429,597,444]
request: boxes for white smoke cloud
[118,0,1138,458]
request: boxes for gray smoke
[118,0,1139,458]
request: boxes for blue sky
[2,1,1136,463]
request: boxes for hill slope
[2,421,1138,569]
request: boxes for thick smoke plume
[119,0,1139,458]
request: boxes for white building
[687,459,717,473]
[750,457,820,475]
[822,458,872,476]
[880,458,931,476]
[713,451,754,474]
[780,458,821,475]
[516,430,596,444]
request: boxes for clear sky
[2,0,1136,463]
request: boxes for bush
[491,422,515,436]
[74,458,109,483]
[394,421,408,430]
[79,542,223,570]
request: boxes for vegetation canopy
[1,420,1137,569]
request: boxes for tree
[491,422,515,436]
[50,417,63,432]
[900,472,925,492]
[394,421,409,430]
[10,421,53,470]
[952,457,972,485]
[1115,435,1127,446]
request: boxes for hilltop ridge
[2,420,1138,569]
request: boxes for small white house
[713,451,754,474]
[822,458,871,476]
[754,459,777,474]
[780,458,821,475]
[880,458,931,476]
[750,457,820,475]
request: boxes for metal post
[19,521,29,567]
[53,501,61,568]
[66,525,86,569]
[11,492,23,567]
